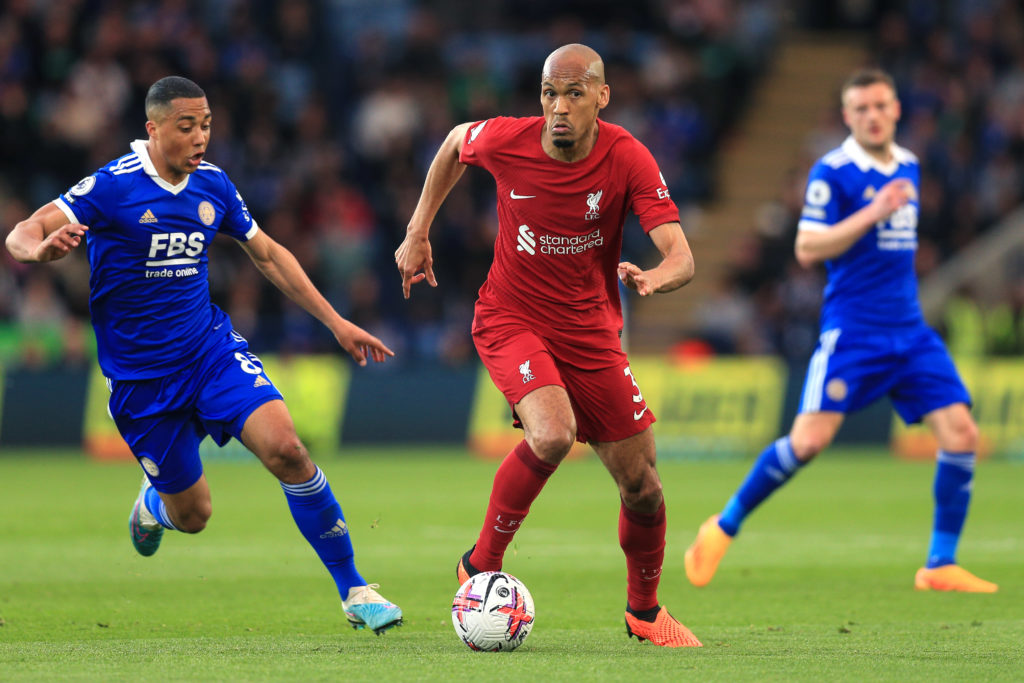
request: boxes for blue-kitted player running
[684,68,997,593]
[5,76,404,632]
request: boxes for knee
[941,416,979,453]
[618,467,663,512]
[260,436,311,480]
[527,422,577,464]
[788,431,830,462]
[173,502,212,534]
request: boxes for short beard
[552,137,575,149]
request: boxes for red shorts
[472,307,656,444]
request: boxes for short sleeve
[626,141,679,232]
[798,163,841,232]
[458,119,493,169]
[53,172,116,228]
[219,175,259,241]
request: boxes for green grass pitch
[1,447,1021,681]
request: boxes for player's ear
[597,84,610,111]
[145,119,158,140]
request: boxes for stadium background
[2,0,1024,460]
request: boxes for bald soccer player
[396,44,701,647]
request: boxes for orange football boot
[456,546,480,586]
[684,514,733,587]
[914,565,998,593]
[625,607,703,648]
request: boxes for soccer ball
[451,571,535,652]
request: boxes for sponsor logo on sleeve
[469,120,487,143]
[69,175,96,196]
[805,179,831,206]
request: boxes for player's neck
[858,138,894,165]
[144,141,188,185]
[542,124,599,163]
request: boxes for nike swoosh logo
[493,526,516,534]
[510,190,536,199]
[633,406,649,421]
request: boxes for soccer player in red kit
[396,44,699,647]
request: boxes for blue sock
[144,485,178,530]
[281,466,366,600]
[927,450,974,569]
[719,436,806,537]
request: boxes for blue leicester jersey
[797,136,922,330]
[54,140,259,380]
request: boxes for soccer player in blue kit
[5,76,405,632]
[684,69,998,593]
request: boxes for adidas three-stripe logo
[139,209,158,224]
[319,518,348,539]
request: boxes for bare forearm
[651,249,695,293]
[254,247,340,328]
[6,219,46,262]
[795,204,881,266]
[406,125,469,237]
[645,222,694,293]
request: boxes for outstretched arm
[240,231,393,366]
[5,202,87,263]
[617,222,695,296]
[794,178,914,267]
[394,122,472,299]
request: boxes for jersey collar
[841,136,913,176]
[130,139,191,195]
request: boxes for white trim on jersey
[243,223,259,241]
[822,150,851,169]
[130,140,191,195]
[145,257,200,266]
[801,328,842,413]
[112,162,144,176]
[110,154,142,175]
[797,219,830,232]
[840,136,917,176]
[53,197,78,224]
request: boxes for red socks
[619,501,666,612]
[469,440,665,613]
[469,440,557,570]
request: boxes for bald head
[542,44,605,86]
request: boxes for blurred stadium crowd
[1,0,1023,369]
[692,0,1024,361]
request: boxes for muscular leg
[913,403,996,591]
[240,399,315,482]
[718,411,844,536]
[685,411,843,588]
[922,403,978,568]
[468,385,575,571]
[150,474,212,533]
[240,399,367,599]
[593,427,664,611]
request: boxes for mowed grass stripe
[1,449,1021,680]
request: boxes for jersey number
[235,352,263,375]
[624,365,649,421]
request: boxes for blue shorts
[798,323,970,425]
[108,329,283,494]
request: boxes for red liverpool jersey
[460,116,679,344]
